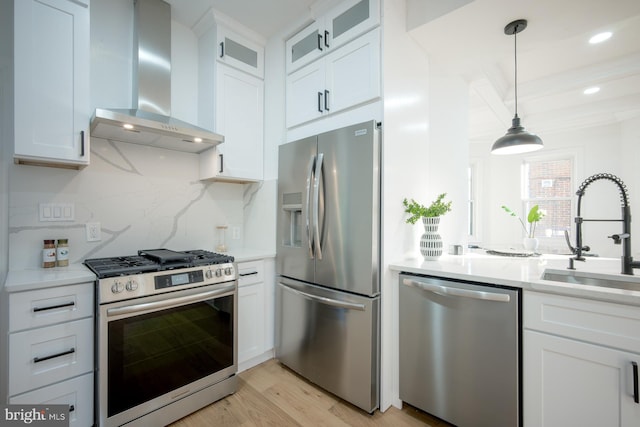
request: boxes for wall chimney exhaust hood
[90,0,223,153]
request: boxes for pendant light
[491,19,543,155]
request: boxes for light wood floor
[170,359,450,427]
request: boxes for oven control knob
[126,279,138,292]
[111,281,124,294]
[205,269,213,279]
[215,268,223,277]
[224,267,233,276]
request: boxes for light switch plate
[40,203,75,221]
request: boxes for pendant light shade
[491,19,543,155]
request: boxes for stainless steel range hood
[90,0,223,153]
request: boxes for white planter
[420,217,443,260]
[523,237,539,252]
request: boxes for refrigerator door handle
[279,282,366,311]
[306,155,315,258]
[402,278,511,302]
[313,152,324,260]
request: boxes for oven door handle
[106,284,236,317]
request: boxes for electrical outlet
[86,222,101,242]
[232,227,241,240]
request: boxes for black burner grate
[85,249,234,278]
[84,255,159,278]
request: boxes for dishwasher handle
[402,278,511,302]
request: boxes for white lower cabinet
[10,373,93,427]
[524,291,640,426]
[7,282,94,426]
[237,258,275,371]
[9,318,93,395]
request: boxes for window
[521,154,575,247]
[468,160,481,242]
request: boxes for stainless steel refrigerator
[276,120,380,413]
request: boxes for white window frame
[468,158,482,243]
[521,148,579,252]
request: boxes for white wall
[381,0,431,411]
[470,120,638,259]
[426,61,469,249]
[1,0,12,282]
[0,0,13,406]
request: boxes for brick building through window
[522,156,574,242]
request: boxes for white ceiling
[165,0,640,144]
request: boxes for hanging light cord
[513,23,519,118]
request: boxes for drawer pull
[33,301,75,312]
[239,271,258,277]
[33,348,75,364]
[633,361,639,404]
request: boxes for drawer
[238,260,264,286]
[10,373,93,427]
[9,283,94,332]
[524,290,640,353]
[9,318,94,395]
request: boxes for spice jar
[42,240,56,268]
[56,239,69,267]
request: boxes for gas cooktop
[84,248,234,278]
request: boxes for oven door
[98,282,237,427]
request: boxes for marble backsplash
[8,138,252,270]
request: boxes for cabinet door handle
[317,92,323,112]
[219,153,224,173]
[80,130,85,156]
[33,301,75,313]
[324,90,330,111]
[317,33,323,51]
[220,41,225,58]
[239,271,258,277]
[633,361,639,404]
[324,30,330,48]
[33,348,75,364]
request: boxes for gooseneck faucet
[571,173,640,275]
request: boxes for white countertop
[389,252,640,306]
[230,248,275,263]
[4,263,96,293]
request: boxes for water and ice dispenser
[282,192,302,247]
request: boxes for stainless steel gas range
[84,249,238,427]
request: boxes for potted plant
[403,193,452,260]
[501,204,546,251]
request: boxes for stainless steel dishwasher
[399,273,521,427]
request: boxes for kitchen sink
[541,268,640,292]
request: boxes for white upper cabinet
[217,25,264,78]
[197,19,265,182]
[286,27,380,128]
[286,0,380,74]
[14,0,90,169]
[200,64,264,182]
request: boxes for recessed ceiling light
[123,123,134,130]
[589,32,612,44]
[583,87,600,95]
